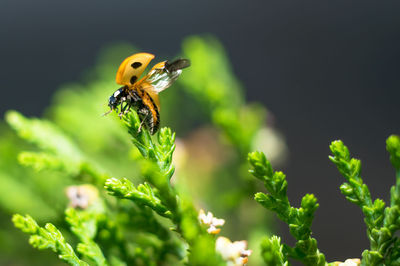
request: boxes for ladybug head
[108,87,126,111]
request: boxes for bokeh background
[1,0,400,264]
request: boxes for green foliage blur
[0,36,286,265]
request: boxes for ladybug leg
[123,102,131,114]
[138,113,148,133]
[137,109,150,133]
[128,90,141,102]
[118,101,126,118]
[121,102,127,113]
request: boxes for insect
[106,53,190,134]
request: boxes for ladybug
[106,53,190,134]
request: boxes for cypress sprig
[248,151,327,266]
[18,151,68,172]
[65,208,108,266]
[120,111,178,217]
[124,111,175,176]
[104,178,172,219]
[104,110,224,265]
[329,141,383,229]
[261,236,289,266]
[5,110,84,162]
[6,110,108,185]
[12,214,88,266]
[329,136,400,265]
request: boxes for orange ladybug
[107,53,190,134]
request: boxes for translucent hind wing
[116,53,155,86]
[142,58,190,93]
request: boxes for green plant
[248,151,326,265]
[7,34,399,266]
[6,37,269,263]
[248,135,400,266]
[0,37,285,265]
[10,108,227,265]
[329,136,400,265]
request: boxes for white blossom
[332,258,361,266]
[215,236,252,266]
[198,209,225,234]
[66,184,99,209]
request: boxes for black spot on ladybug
[130,75,137,84]
[131,62,142,69]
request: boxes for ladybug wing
[116,53,155,86]
[141,58,191,93]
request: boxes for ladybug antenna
[102,109,113,117]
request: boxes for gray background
[1,0,400,262]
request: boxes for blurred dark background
[1,0,400,262]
